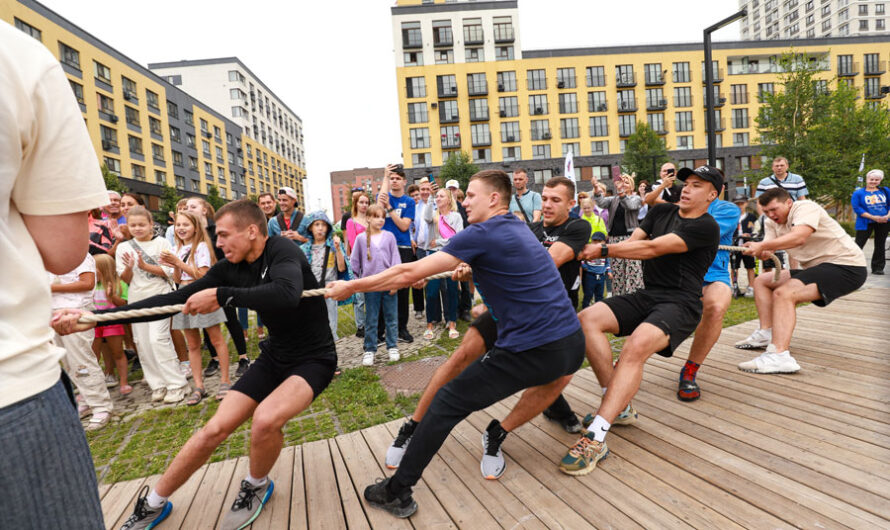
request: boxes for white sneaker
[151,387,167,402]
[362,351,375,366]
[388,348,400,361]
[738,345,801,374]
[734,328,771,349]
[163,386,186,403]
[104,374,119,388]
[180,362,193,379]
[744,286,754,297]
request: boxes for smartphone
[665,168,675,176]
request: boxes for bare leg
[501,375,573,431]
[411,326,485,422]
[753,268,792,329]
[248,376,315,478]
[746,268,756,289]
[577,302,621,388]
[106,335,128,388]
[171,327,188,363]
[597,324,669,423]
[184,329,204,390]
[207,325,231,384]
[686,282,732,365]
[770,279,821,352]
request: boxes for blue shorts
[703,253,731,287]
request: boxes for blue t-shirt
[703,199,740,285]
[383,193,415,247]
[851,187,890,230]
[442,213,580,352]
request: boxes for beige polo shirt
[765,200,866,269]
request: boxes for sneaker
[86,411,110,431]
[480,419,508,480]
[398,329,414,344]
[235,358,250,378]
[355,327,365,339]
[179,363,193,379]
[388,348,400,362]
[219,479,274,530]
[363,477,417,518]
[121,485,173,530]
[873,270,885,275]
[385,419,417,469]
[414,311,424,320]
[362,351,375,367]
[677,364,701,402]
[163,386,186,404]
[151,388,167,402]
[542,409,582,434]
[203,358,220,377]
[582,403,638,428]
[734,328,771,350]
[459,311,472,322]
[738,346,801,374]
[558,432,609,476]
[745,286,754,297]
[105,374,119,388]
[78,402,90,419]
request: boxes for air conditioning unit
[534,107,543,114]
[718,97,727,104]
[557,81,565,89]
[204,131,212,138]
[498,83,505,92]
[543,132,552,139]
[659,99,667,106]
[448,87,456,94]
[430,102,438,108]
[109,114,119,123]
[499,110,507,117]
[597,104,607,111]
[101,140,111,150]
[123,91,136,101]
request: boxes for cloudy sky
[41,0,741,213]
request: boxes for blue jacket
[267,209,310,239]
[299,211,353,304]
[851,187,890,231]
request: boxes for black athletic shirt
[638,203,720,299]
[612,203,627,236]
[96,236,336,363]
[529,218,591,296]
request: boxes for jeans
[0,379,104,528]
[458,280,472,315]
[855,223,889,272]
[364,291,398,351]
[397,247,416,331]
[237,307,263,330]
[413,248,427,313]
[426,276,459,324]
[353,292,365,330]
[582,270,607,308]
[325,298,339,338]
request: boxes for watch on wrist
[601,243,609,257]
[387,207,394,214]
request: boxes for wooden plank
[178,456,238,529]
[289,446,308,530]
[97,483,112,500]
[302,439,347,530]
[214,456,250,528]
[250,445,295,530]
[101,477,146,529]
[159,465,210,529]
[329,435,373,530]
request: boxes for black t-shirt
[661,184,683,204]
[612,203,627,236]
[529,218,591,296]
[98,236,336,363]
[638,203,720,299]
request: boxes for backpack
[277,210,304,234]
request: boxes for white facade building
[739,0,889,40]
[149,58,305,171]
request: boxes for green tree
[155,184,182,225]
[101,164,127,193]
[205,185,226,211]
[621,122,669,182]
[438,151,479,191]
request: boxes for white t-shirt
[0,23,108,408]
[49,254,96,310]
[116,238,175,301]
[177,241,212,281]
[765,200,866,269]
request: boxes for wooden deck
[99,287,890,529]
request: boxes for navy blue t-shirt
[383,192,415,247]
[442,213,581,352]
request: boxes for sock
[601,387,608,396]
[762,328,772,337]
[681,360,701,380]
[180,361,190,366]
[146,489,167,509]
[245,473,267,487]
[585,415,611,442]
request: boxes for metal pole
[704,8,747,167]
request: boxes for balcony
[439,109,459,124]
[705,118,726,132]
[433,30,453,48]
[530,130,552,141]
[402,37,423,50]
[556,78,576,89]
[501,132,520,143]
[617,99,637,112]
[589,102,608,112]
[493,25,515,43]
[471,133,491,147]
[529,104,548,115]
[469,108,489,122]
[646,98,668,111]
[441,134,461,149]
[463,27,484,45]
[702,66,724,83]
[467,83,487,97]
[618,127,635,138]
[616,73,636,87]
[437,86,458,98]
[645,72,666,86]
[837,62,858,77]
[702,94,726,107]
[733,117,750,128]
[864,60,886,75]
[864,88,886,100]
[653,123,669,135]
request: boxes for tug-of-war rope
[77,247,779,324]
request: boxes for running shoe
[385,419,417,469]
[362,352,375,366]
[219,479,274,530]
[105,374,119,388]
[398,329,414,344]
[738,345,801,374]
[480,419,508,479]
[388,348,400,361]
[235,358,250,378]
[86,411,110,431]
[150,388,167,402]
[179,363,192,380]
[745,286,754,297]
[163,386,186,404]
[542,409,582,434]
[677,363,701,402]
[558,431,609,476]
[364,478,417,518]
[121,485,172,529]
[203,358,220,377]
[734,328,771,349]
[582,403,638,428]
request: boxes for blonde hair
[365,204,386,261]
[174,211,217,271]
[126,205,153,225]
[580,198,594,210]
[93,253,120,299]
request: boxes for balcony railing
[469,108,489,122]
[652,123,669,135]
[705,118,726,132]
[463,27,484,45]
[556,77,576,89]
[467,83,487,96]
[701,66,724,83]
[618,127,635,138]
[441,135,460,149]
[837,61,858,77]
[501,131,520,143]
[617,99,637,112]
[471,133,491,147]
[646,98,668,111]
[588,101,608,112]
[864,60,886,75]
[493,25,515,43]
[616,73,636,87]
[402,37,422,49]
[437,86,458,98]
[586,74,606,87]
[730,92,750,105]
[439,109,459,123]
[702,94,726,107]
[529,104,548,115]
[530,129,551,141]
[645,72,666,85]
[733,117,750,128]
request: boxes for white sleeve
[194,242,212,268]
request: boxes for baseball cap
[591,231,607,241]
[445,179,460,189]
[732,194,749,204]
[278,186,297,199]
[677,165,723,193]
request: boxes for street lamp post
[705,9,747,167]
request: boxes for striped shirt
[755,172,808,200]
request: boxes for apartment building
[740,0,890,40]
[329,168,386,222]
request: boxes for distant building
[329,168,386,221]
[739,0,889,41]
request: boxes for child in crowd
[350,204,401,366]
[423,188,463,340]
[50,253,114,430]
[116,206,188,404]
[300,211,349,338]
[579,197,608,235]
[159,211,231,405]
[92,253,131,395]
[581,231,612,308]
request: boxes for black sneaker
[459,311,472,322]
[355,327,365,338]
[398,329,414,344]
[542,409,582,434]
[364,477,417,518]
[121,485,173,529]
[385,419,417,469]
[873,270,885,275]
[235,358,250,378]
[203,358,220,377]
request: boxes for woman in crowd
[593,174,644,295]
[851,168,889,275]
[422,188,463,340]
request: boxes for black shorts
[730,251,756,270]
[470,311,497,352]
[761,250,786,270]
[790,263,867,307]
[231,342,337,403]
[602,289,703,357]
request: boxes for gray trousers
[0,379,104,528]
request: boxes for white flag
[564,149,576,199]
[858,153,866,173]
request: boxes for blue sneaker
[219,479,274,530]
[121,486,172,529]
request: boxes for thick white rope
[718,245,782,282]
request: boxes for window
[94,61,111,84]
[675,111,693,132]
[440,125,460,149]
[502,146,521,162]
[14,17,41,40]
[435,50,454,65]
[645,63,664,84]
[205,162,213,177]
[131,164,145,181]
[186,133,196,148]
[501,121,520,142]
[401,21,422,48]
[404,51,423,66]
[200,119,209,132]
[59,42,80,69]
[466,47,484,63]
[527,69,547,90]
[169,126,181,143]
[471,124,491,146]
[618,115,636,137]
[530,119,551,140]
[216,146,224,163]
[232,107,245,118]
[166,101,179,120]
[499,96,519,117]
[865,54,883,75]
[674,86,692,107]
[616,65,635,86]
[406,77,426,98]
[588,91,607,112]
[214,126,222,142]
[648,113,666,133]
[439,100,459,122]
[173,151,184,167]
[859,19,869,30]
[617,90,636,111]
[432,20,453,46]
[859,4,868,15]
[878,19,886,30]
[529,94,549,115]
[104,157,121,175]
[733,132,750,146]
[218,167,225,181]
[128,135,143,155]
[865,77,882,98]
[152,143,165,162]
[468,73,487,95]
[493,16,515,42]
[591,141,609,155]
[813,79,828,94]
[589,116,608,137]
[188,156,198,170]
[586,66,606,87]
[69,80,84,104]
[497,71,517,92]
[463,18,484,43]
[98,93,114,114]
[676,136,694,150]
[646,88,666,109]
[558,93,578,113]
[495,46,515,61]
[412,153,431,167]
[202,140,211,156]
[731,84,748,104]
[532,144,551,160]
[560,118,579,138]
[100,125,118,149]
[437,75,458,97]
[149,117,162,136]
[408,102,428,123]
[838,55,855,75]
[562,143,580,156]
[732,108,749,128]
[822,19,831,32]
[739,156,751,171]
[184,110,194,127]
[469,99,489,121]
[672,62,690,83]
[557,68,576,88]
[146,90,160,111]
[758,83,775,100]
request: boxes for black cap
[732,194,749,204]
[677,165,724,193]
